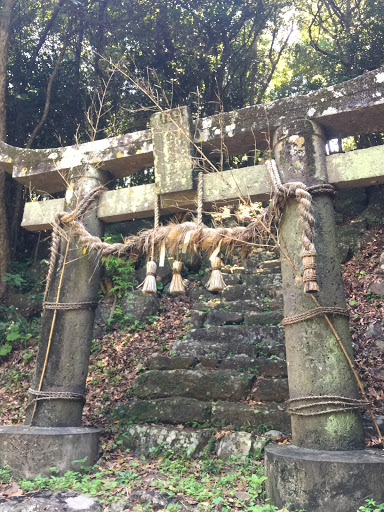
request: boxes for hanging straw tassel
[206,256,226,292]
[142,260,157,295]
[169,260,185,294]
[142,195,160,295]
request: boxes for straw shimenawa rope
[46,162,332,295]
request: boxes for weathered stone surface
[251,378,289,402]
[173,339,286,360]
[334,188,368,218]
[276,120,364,451]
[243,310,283,326]
[204,310,244,326]
[25,168,106,428]
[265,445,384,512]
[189,310,207,328]
[129,490,193,511]
[187,286,215,301]
[120,291,160,321]
[216,430,281,460]
[212,402,290,431]
[368,279,384,295]
[115,397,211,424]
[133,370,254,401]
[186,325,285,345]
[375,340,384,354]
[366,322,383,338]
[122,425,212,456]
[147,354,197,370]
[218,357,287,377]
[262,259,281,271]
[0,493,102,512]
[6,292,42,318]
[151,106,194,195]
[0,426,100,479]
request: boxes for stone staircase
[115,249,291,457]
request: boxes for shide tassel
[169,260,185,294]
[142,260,157,295]
[206,256,226,292]
[301,249,319,294]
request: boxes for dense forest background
[0,0,384,298]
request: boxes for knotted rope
[282,306,349,326]
[287,395,369,417]
[27,388,85,411]
[266,159,324,293]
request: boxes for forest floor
[0,226,383,511]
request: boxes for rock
[211,401,290,431]
[120,291,160,321]
[133,369,254,401]
[147,354,198,370]
[186,325,285,346]
[173,339,286,360]
[379,252,384,270]
[6,292,42,319]
[367,279,384,296]
[0,493,102,512]
[244,310,283,326]
[334,188,368,218]
[221,285,257,301]
[204,310,244,326]
[122,424,212,456]
[216,430,282,460]
[189,309,207,328]
[93,302,113,338]
[129,490,192,510]
[365,322,383,338]
[375,340,384,354]
[65,495,101,511]
[262,259,281,271]
[218,357,287,377]
[251,377,289,402]
[114,397,211,424]
[187,286,216,301]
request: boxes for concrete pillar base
[0,426,101,479]
[265,445,384,512]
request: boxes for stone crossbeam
[2,65,384,194]
[21,144,384,231]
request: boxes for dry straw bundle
[169,260,185,294]
[206,256,226,292]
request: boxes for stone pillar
[264,120,384,512]
[273,119,364,451]
[25,165,107,427]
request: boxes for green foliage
[0,466,12,484]
[358,499,384,511]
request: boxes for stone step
[122,424,213,457]
[212,401,290,432]
[133,369,255,401]
[218,356,287,376]
[251,377,289,402]
[244,310,283,325]
[172,339,286,360]
[204,310,244,326]
[115,398,290,432]
[146,354,287,375]
[186,325,285,345]
[147,354,198,370]
[115,397,210,425]
[121,424,284,459]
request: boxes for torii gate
[1,66,384,511]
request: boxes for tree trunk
[0,0,15,298]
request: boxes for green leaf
[0,343,12,356]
